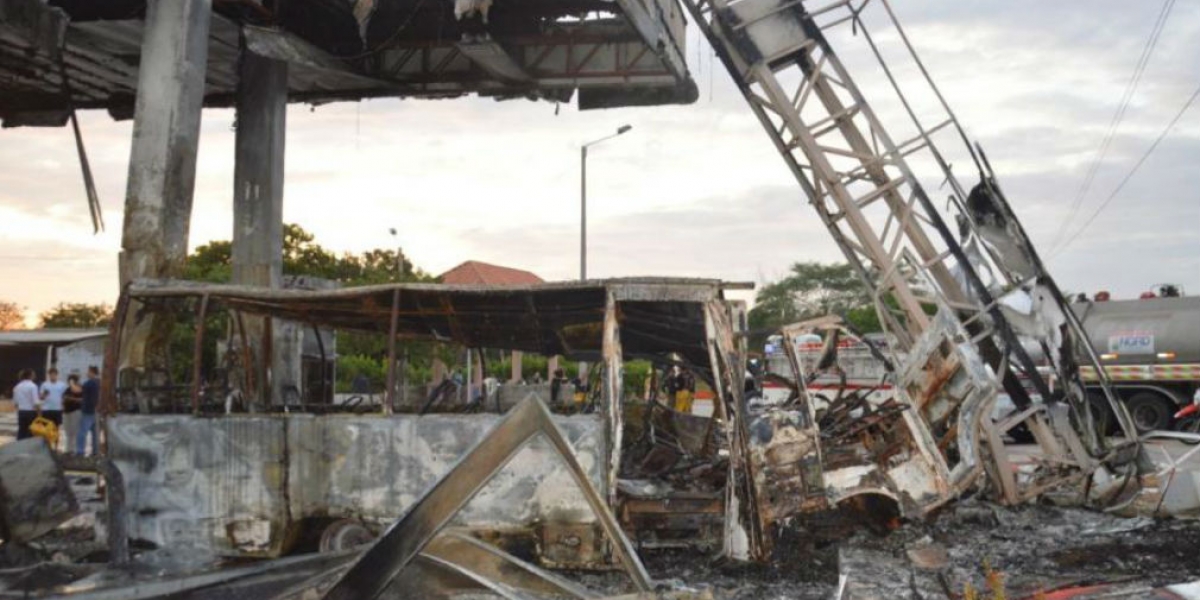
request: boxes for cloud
[459,185,839,282]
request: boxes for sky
[0,0,1197,327]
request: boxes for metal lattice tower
[682,0,1137,512]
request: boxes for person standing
[77,366,100,456]
[39,368,67,449]
[662,367,682,407]
[677,368,696,414]
[549,368,567,407]
[62,374,83,454]
[13,369,40,440]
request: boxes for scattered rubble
[2,0,1198,596]
[0,277,1196,599]
[633,499,1200,600]
[0,438,79,543]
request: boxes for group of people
[11,366,100,455]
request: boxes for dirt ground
[4,488,1200,598]
[3,407,1200,600]
[627,499,1200,599]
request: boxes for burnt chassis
[97,278,760,563]
[97,277,1137,567]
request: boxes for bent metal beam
[313,396,651,600]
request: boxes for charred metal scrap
[92,277,1200,576]
[754,315,1200,531]
[99,278,764,568]
[0,438,79,544]
[1,274,1178,600]
[2,277,1197,599]
[277,396,652,600]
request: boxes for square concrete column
[510,350,523,382]
[232,51,286,289]
[231,48,289,410]
[118,0,211,375]
[120,0,211,284]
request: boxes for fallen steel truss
[678,0,1142,524]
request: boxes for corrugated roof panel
[0,328,109,345]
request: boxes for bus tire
[1126,392,1173,433]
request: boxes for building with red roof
[439,260,544,286]
[438,261,547,382]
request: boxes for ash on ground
[5,478,1200,599]
[629,499,1200,599]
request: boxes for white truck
[1071,292,1200,432]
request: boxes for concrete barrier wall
[107,412,606,557]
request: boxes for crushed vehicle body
[95,277,1004,567]
[757,317,1200,528]
[98,275,1200,571]
[85,0,1200,573]
[100,277,763,565]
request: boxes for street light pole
[578,125,630,386]
[580,124,632,281]
[581,145,587,280]
[388,227,408,407]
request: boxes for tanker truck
[1072,290,1200,433]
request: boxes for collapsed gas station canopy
[0,0,695,127]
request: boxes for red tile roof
[439,260,544,286]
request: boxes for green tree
[183,224,444,387]
[39,302,114,328]
[0,300,25,330]
[748,262,880,345]
[184,223,434,285]
[183,240,232,282]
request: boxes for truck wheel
[1086,392,1113,435]
[1126,392,1173,433]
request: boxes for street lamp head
[617,125,632,135]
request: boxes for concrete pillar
[231,48,289,409]
[510,350,523,382]
[118,0,211,374]
[232,51,287,288]
[119,0,211,284]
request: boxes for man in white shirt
[39,368,68,449]
[12,369,40,440]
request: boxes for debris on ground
[0,438,79,543]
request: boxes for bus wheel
[319,519,374,553]
[1126,392,1173,433]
